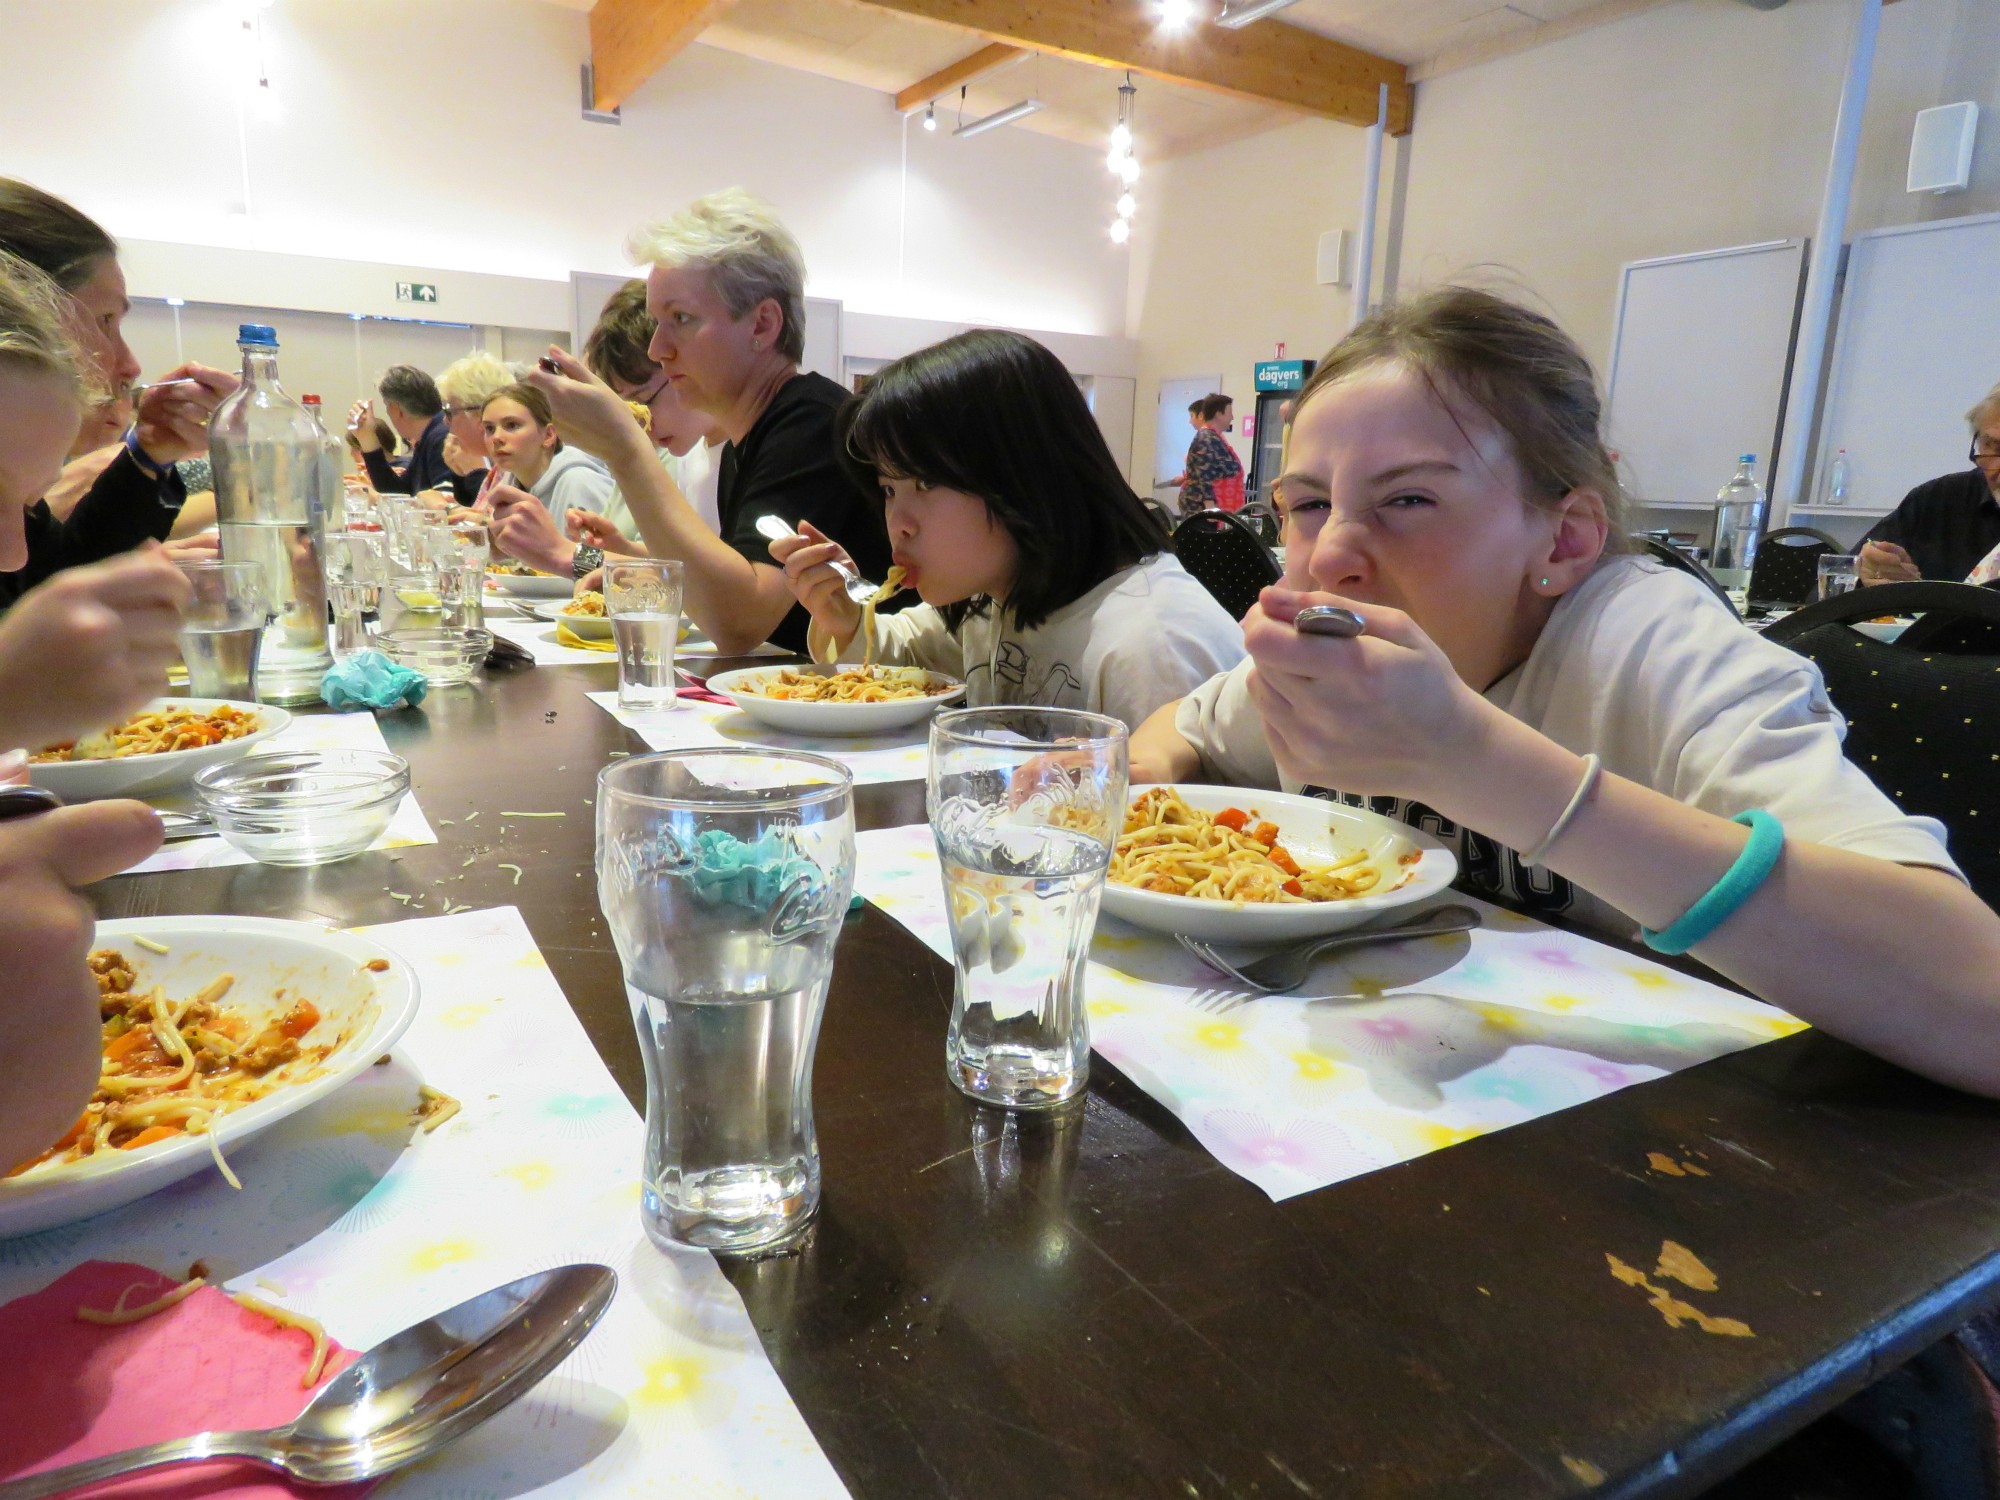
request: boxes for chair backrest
[1746,528,1842,608]
[1765,581,2000,908]
[1236,501,1280,546]
[1630,535,1739,616]
[1172,508,1282,621]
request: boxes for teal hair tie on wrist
[1641,810,1785,956]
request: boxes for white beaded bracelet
[1518,753,1602,868]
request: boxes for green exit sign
[396,281,439,304]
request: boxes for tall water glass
[321,533,385,659]
[606,559,685,713]
[1817,553,1860,600]
[177,561,268,701]
[596,750,856,1254]
[926,707,1128,1110]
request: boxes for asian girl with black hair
[768,329,1244,729]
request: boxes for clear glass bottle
[1709,453,1766,595]
[208,325,331,704]
[1824,449,1851,507]
[298,394,347,532]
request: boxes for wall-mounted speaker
[1909,102,1977,195]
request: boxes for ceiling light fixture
[953,98,1045,139]
[1110,218,1131,244]
[1215,0,1300,26]
[1118,155,1140,184]
[1117,193,1137,219]
[1157,0,1198,30]
[922,104,936,131]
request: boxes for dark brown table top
[90,658,2000,1500]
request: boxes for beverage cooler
[1246,358,1314,510]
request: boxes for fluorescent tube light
[953,99,1045,139]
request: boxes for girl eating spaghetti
[1129,286,2000,1096]
[768,329,1244,730]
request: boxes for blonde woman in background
[436,351,511,507]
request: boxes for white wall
[1126,0,2000,494]
[0,0,1127,338]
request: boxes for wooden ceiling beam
[588,0,739,112]
[852,0,1411,134]
[894,42,1026,115]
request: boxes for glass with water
[1817,553,1860,600]
[606,559,685,713]
[596,750,856,1254]
[321,533,386,659]
[176,560,268,701]
[926,707,1129,1110]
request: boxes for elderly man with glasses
[1859,382,2000,585]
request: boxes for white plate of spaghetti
[485,565,573,599]
[705,664,966,736]
[28,699,292,801]
[0,916,420,1238]
[1100,784,1458,942]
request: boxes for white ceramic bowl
[27,700,293,801]
[486,570,574,599]
[1099,784,1459,943]
[705,665,966,736]
[1853,618,1912,643]
[0,916,420,1238]
[528,600,614,640]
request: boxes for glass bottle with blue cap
[209,323,333,704]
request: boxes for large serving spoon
[0,1263,617,1498]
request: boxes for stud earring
[751,339,762,351]
[1540,577,1551,588]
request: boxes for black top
[718,371,893,652]
[0,449,184,609]
[1862,468,2000,581]
[362,413,451,496]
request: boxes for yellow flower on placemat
[499,1161,556,1191]
[410,1239,480,1272]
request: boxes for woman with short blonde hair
[435,351,511,503]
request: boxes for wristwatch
[571,544,604,579]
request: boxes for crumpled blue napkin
[321,650,428,711]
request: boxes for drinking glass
[596,749,856,1254]
[321,532,386,659]
[926,707,1129,1110]
[176,560,268,701]
[606,559,685,713]
[1817,553,1860,600]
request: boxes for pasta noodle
[562,590,607,617]
[1110,787,1383,905]
[752,664,953,704]
[32,704,261,763]
[5,949,336,1179]
[75,1275,335,1387]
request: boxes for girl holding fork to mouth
[1130,286,2000,1097]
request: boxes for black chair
[1900,578,2000,655]
[1631,535,1739,616]
[1236,501,1280,546]
[1765,581,2000,908]
[1746,526,1843,609]
[1172,508,1282,621]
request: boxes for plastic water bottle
[209,325,332,704]
[1709,454,1766,596]
[1824,449,1851,507]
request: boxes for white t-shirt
[667,439,722,533]
[840,553,1246,731]
[1174,555,1960,939]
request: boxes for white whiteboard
[1809,211,2000,516]
[1603,240,1806,510]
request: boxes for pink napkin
[0,1261,371,1499]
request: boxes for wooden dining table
[88,654,2000,1500]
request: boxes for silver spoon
[0,1263,617,1498]
[1293,604,1366,638]
[753,514,879,606]
[1176,903,1482,994]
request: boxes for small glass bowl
[195,750,410,866]
[380,626,492,686]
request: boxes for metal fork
[1175,904,1481,994]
